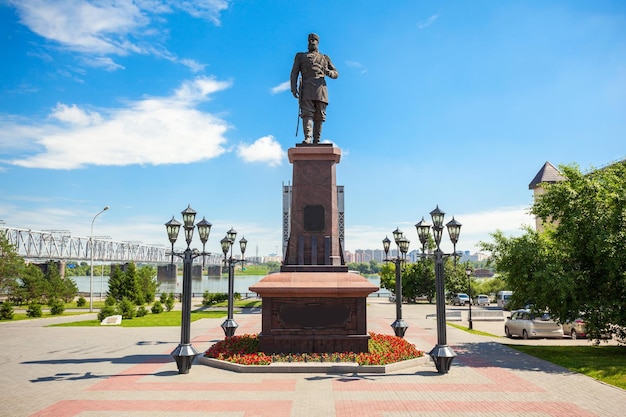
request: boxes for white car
[504,309,564,339]
[472,294,490,306]
[452,293,470,306]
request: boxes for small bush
[48,298,65,315]
[105,294,116,306]
[134,293,145,306]
[27,303,43,317]
[136,305,148,317]
[117,297,136,319]
[151,300,164,314]
[1,301,14,320]
[98,305,117,322]
[76,296,87,307]
[165,293,175,312]
[202,292,229,306]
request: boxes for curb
[197,355,429,374]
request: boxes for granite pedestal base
[249,269,378,354]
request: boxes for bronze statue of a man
[290,33,339,144]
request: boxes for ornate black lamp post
[415,205,462,374]
[220,228,247,337]
[383,228,410,337]
[164,205,212,374]
[466,267,473,330]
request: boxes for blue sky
[1,0,624,257]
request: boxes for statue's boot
[302,117,313,144]
[313,121,322,144]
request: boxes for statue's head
[308,33,319,51]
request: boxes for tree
[107,264,139,302]
[17,264,46,304]
[0,232,24,295]
[136,265,158,304]
[42,261,77,303]
[402,260,435,302]
[482,163,626,342]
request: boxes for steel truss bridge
[1,227,223,265]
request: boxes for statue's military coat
[290,51,338,104]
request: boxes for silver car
[562,318,611,340]
[472,294,490,306]
[504,309,564,339]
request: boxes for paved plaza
[1,298,624,417]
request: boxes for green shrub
[105,294,116,306]
[151,300,164,314]
[165,293,175,312]
[117,297,136,319]
[1,302,14,320]
[202,292,229,305]
[98,305,117,322]
[27,303,43,317]
[76,296,86,307]
[136,305,148,317]
[49,298,65,315]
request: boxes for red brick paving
[1,299,623,417]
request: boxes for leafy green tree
[443,260,470,298]
[532,162,626,340]
[43,261,78,303]
[402,260,435,302]
[0,232,24,296]
[16,264,46,304]
[482,162,626,342]
[265,261,281,273]
[378,262,395,292]
[136,265,158,303]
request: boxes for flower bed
[205,332,423,366]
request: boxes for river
[69,274,387,297]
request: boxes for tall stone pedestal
[250,144,378,354]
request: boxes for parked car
[452,293,470,306]
[504,309,564,339]
[562,319,611,340]
[473,294,490,306]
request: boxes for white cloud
[6,76,233,169]
[345,206,534,254]
[8,0,230,70]
[81,56,126,71]
[180,58,207,73]
[237,135,286,167]
[10,0,148,55]
[271,81,291,94]
[418,14,439,29]
[345,60,367,74]
[50,103,103,126]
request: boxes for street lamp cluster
[382,229,410,337]
[164,205,247,374]
[383,205,462,374]
[219,228,247,337]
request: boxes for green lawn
[510,345,626,390]
[51,310,227,327]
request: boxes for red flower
[205,333,423,366]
